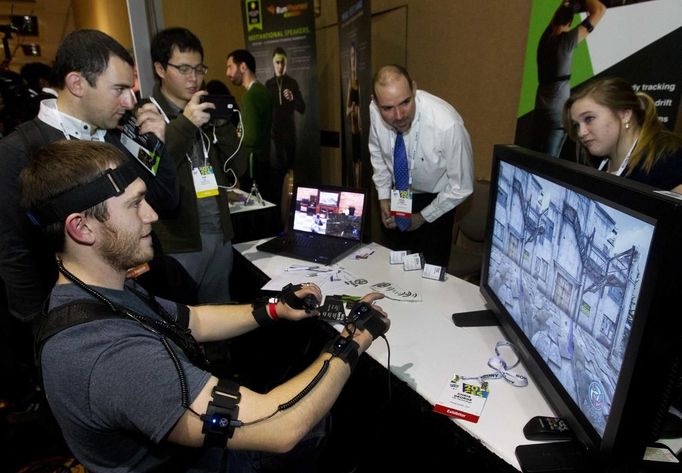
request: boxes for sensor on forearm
[323,334,360,371]
[346,302,388,339]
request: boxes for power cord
[237,319,392,428]
[380,334,392,404]
[218,109,243,190]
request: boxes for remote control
[523,416,574,441]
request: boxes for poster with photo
[515,0,682,161]
[242,0,321,185]
[337,0,372,190]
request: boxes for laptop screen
[291,185,365,241]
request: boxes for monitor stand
[515,441,595,472]
[659,409,682,438]
[452,309,499,327]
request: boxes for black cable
[239,359,332,427]
[241,315,391,428]
[56,258,118,313]
[58,258,206,366]
[159,336,201,417]
[344,309,392,404]
[56,258,203,418]
[279,359,331,410]
[381,334,392,404]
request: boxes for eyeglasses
[167,63,208,76]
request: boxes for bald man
[368,65,473,267]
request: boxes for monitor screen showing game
[487,160,654,437]
[480,145,682,467]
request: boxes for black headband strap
[28,160,139,226]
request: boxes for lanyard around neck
[599,136,639,176]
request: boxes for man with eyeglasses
[151,27,247,304]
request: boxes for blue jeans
[531,109,566,158]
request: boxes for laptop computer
[256,184,367,265]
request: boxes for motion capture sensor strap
[346,302,388,339]
[202,378,242,447]
[323,334,360,371]
[251,303,277,327]
[581,18,594,33]
[252,284,319,325]
[28,159,138,225]
[280,283,306,310]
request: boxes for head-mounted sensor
[28,160,139,226]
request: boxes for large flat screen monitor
[480,145,682,470]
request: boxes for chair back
[458,179,490,242]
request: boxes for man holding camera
[0,29,178,422]
[151,28,247,303]
[0,29,177,327]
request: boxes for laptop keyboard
[290,233,350,251]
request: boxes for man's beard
[98,221,153,271]
[230,72,243,86]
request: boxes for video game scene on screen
[486,161,654,436]
[292,187,364,240]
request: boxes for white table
[234,240,556,470]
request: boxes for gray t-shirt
[535,27,580,113]
[42,282,214,472]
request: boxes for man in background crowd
[226,49,276,205]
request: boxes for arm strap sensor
[201,378,242,447]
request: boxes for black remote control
[523,416,574,441]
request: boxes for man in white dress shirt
[369,65,474,267]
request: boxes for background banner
[242,0,321,185]
[337,0,372,190]
[515,0,682,161]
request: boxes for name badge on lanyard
[390,189,413,217]
[192,165,219,198]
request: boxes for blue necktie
[393,132,411,231]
